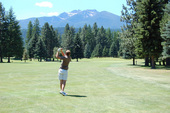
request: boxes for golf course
[0,58,170,113]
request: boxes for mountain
[19,9,123,29]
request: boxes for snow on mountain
[19,9,124,29]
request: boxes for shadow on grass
[67,95,87,98]
[127,64,170,70]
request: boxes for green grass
[0,58,170,113]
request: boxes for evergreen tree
[41,22,51,59]
[120,0,137,65]
[22,48,28,62]
[53,28,60,47]
[91,43,102,57]
[92,22,98,38]
[109,42,118,57]
[53,47,58,61]
[106,28,112,49]
[73,33,83,62]
[84,43,91,58]
[6,8,23,62]
[95,26,107,56]
[161,21,170,64]
[86,25,95,54]
[61,24,70,47]
[26,21,33,45]
[28,18,40,60]
[102,46,109,57]
[56,29,61,48]
[34,37,47,62]
[136,0,168,68]
[80,24,88,48]
[62,25,75,58]
[49,25,57,59]
[64,23,70,34]
[161,2,170,66]
[0,2,7,62]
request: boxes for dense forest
[0,0,170,69]
[24,20,120,62]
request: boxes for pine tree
[23,48,28,62]
[28,18,40,60]
[86,25,95,54]
[6,8,23,62]
[120,0,137,65]
[49,25,56,59]
[34,37,47,62]
[80,24,88,48]
[96,26,107,51]
[91,43,102,57]
[41,22,51,59]
[136,0,168,68]
[51,27,60,61]
[106,28,112,49]
[84,43,91,58]
[0,2,7,62]
[62,25,75,58]
[102,46,109,57]
[73,33,83,62]
[161,2,170,66]
[53,47,58,61]
[26,21,33,45]
[109,42,118,57]
[56,29,61,48]
[92,22,98,38]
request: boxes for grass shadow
[67,95,87,98]
[127,64,170,70]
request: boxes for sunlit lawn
[0,58,170,113]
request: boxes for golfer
[56,48,71,96]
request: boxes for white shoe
[60,91,67,96]
[63,92,67,96]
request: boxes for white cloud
[35,1,53,8]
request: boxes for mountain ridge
[19,9,123,29]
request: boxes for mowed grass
[0,58,170,113]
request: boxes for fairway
[0,58,170,113]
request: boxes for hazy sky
[1,0,127,20]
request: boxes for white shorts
[58,69,68,80]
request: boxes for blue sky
[1,0,127,20]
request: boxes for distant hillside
[19,9,124,29]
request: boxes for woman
[56,48,71,96]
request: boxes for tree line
[1,1,169,69]
[119,0,170,68]
[24,20,120,62]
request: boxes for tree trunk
[8,57,10,63]
[53,58,54,61]
[145,57,149,66]
[77,58,78,62]
[166,58,170,66]
[151,56,155,69]
[133,57,135,65]
[0,57,3,62]
[163,59,166,66]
